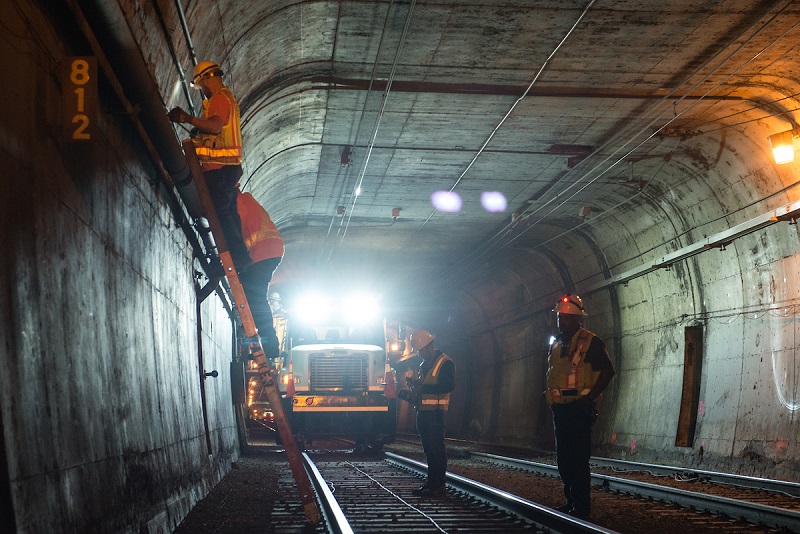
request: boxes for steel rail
[302,453,354,534]
[384,452,617,534]
[472,452,800,532]
[587,456,800,497]
[438,435,800,497]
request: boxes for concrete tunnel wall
[3,0,800,531]
[435,128,800,482]
[1,2,240,532]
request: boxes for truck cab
[275,294,396,449]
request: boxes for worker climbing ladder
[181,139,321,524]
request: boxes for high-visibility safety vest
[545,328,601,405]
[192,88,243,166]
[237,192,284,262]
[418,353,453,412]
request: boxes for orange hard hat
[409,329,435,351]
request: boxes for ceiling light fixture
[769,130,796,164]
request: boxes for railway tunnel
[2,0,800,531]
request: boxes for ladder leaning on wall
[182,139,321,524]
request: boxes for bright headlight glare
[342,293,379,324]
[295,293,331,324]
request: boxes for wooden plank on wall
[675,325,703,447]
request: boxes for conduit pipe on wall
[151,0,195,115]
[79,0,205,218]
[174,0,197,68]
[584,199,800,295]
[67,0,231,313]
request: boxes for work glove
[168,106,192,124]
[398,389,421,406]
[405,377,420,390]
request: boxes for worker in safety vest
[236,190,284,361]
[544,294,614,520]
[399,329,455,497]
[168,61,252,272]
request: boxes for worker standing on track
[399,329,455,497]
[168,61,252,272]
[236,189,284,361]
[544,294,615,520]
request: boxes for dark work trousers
[238,257,282,359]
[416,409,447,488]
[204,165,252,270]
[551,401,595,516]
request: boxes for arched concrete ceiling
[152,0,800,307]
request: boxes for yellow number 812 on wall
[64,57,97,141]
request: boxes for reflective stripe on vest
[545,328,600,405]
[244,224,282,250]
[192,88,243,165]
[237,192,284,262]
[418,353,452,411]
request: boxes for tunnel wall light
[769,130,796,164]
[585,199,800,295]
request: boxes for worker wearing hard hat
[544,294,615,520]
[168,61,252,271]
[398,329,455,498]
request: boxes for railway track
[472,452,800,532]
[387,436,800,532]
[177,438,799,532]
[302,451,615,533]
[587,456,800,499]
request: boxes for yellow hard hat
[409,329,435,351]
[192,61,222,86]
[553,294,587,316]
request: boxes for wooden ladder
[182,139,320,524]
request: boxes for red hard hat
[553,294,587,316]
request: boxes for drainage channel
[303,452,615,533]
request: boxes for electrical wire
[316,0,397,266]
[507,1,797,242]
[399,0,599,247]
[344,461,449,533]
[338,0,418,243]
[446,0,799,282]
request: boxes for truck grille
[309,352,368,391]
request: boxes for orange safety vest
[545,328,601,405]
[192,88,243,166]
[418,353,453,412]
[236,192,284,262]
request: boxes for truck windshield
[288,321,385,348]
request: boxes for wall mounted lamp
[769,130,796,164]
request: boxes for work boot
[418,485,446,497]
[555,503,573,514]
[411,483,430,496]
[570,507,590,520]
